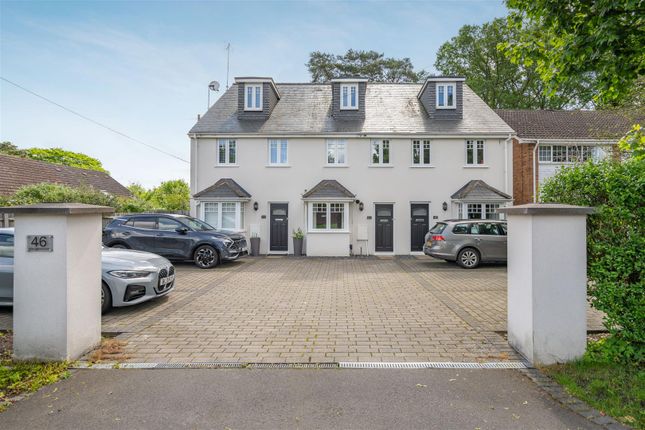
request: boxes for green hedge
[541,159,644,362]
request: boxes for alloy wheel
[460,250,478,268]
[195,246,216,268]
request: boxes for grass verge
[0,332,71,412]
[542,340,645,429]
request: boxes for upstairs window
[436,83,456,109]
[244,84,262,111]
[326,139,347,165]
[217,139,237,165]
[412,140,431,165]
[268,139,288,165]
[466,139,485,165]
[371,139,390,165]
[340,83,358,110]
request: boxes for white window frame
[202,201,245,231]
[538,144,596,164]
[460,203,504,220]
[465,139,485,165]
[326,139,348,166]
[244,83,263,111]
[268,139,288,165]
[370,139,390,165]
[412,139,432,166]
[217,139,237,165]
[308,202,349,232]
[340,83,359,110]
[436,82,456,109]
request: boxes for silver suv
[423,220,507,268]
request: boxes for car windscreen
[0,233,14,258]
[179,217,216,231]
[429,223,447,234]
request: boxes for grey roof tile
[451,180,512,201]
[190,83,513,136]
[193,178,251,199]
[302,180,355,199]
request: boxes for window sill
[339,107,359,111]
[307,230,350,234]
[410,165,435,168]
[463,165,489,169]
[368,164,393,168]
[215,164,239,168]
[243,108,263,112]
[265,164,291,168]
[324,164,349,168]
[436,106,456,110]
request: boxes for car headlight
[223,239,233,247]
[108,270,151,279]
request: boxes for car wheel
[457,248,480,269]
[194,245,218,269]
[101,282,112,314]
[110,243,128,249]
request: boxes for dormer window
[340,83,358,110]
[244,84,262,111]
[436,83,456,109]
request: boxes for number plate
[160,274,175,286]
[27,235,54,252]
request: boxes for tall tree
[0,142,108,173]
[0,141,25,157]
[307,50,429,83]
[435,18,595,109]
[503,0,645,107]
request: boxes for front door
[270,203,288,252]
[375,204,394,253]
[410,203,429,252]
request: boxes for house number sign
[27,235,54,252]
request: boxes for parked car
[0,228,175,313]
[423,220,507,268]
[102,214,247,269]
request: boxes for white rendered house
[189,76,514,256]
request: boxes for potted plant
[292,228,304,256]
[249,232,261,256]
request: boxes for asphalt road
[0,368,599,429]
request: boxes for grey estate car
[423,220,507,268]
[0,228,175,313]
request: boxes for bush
[541,159,645,362]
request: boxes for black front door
[270,203,288,251]
[375,204,394,252]
[410,204,429,252]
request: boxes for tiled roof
[451,180,512,201]
[193,178,252,199]
[190,83,513,136]
[0,154,131,197]
[495,109,639,140]
[302,180,355,199]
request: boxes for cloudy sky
[0,0,506,187]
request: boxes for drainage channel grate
[339,361,529,369]
[73,361,529,370]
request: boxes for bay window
[202,201,245,231]
[462,203,502,220]
[309,202,348,231]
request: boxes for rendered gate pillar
[3,203,114,361]
[498,203,594,366]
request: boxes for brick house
[495,110,636,204]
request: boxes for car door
[470,222,506,261]
[497,223,508,260]
[0,233,14,305]
[156,217,194,259]
[125,216,159,252]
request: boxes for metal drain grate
[249,363,339,369]
[339,361,529,369]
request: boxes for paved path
[0,256,605,363]
[0,368,600,430]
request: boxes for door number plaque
[27,235,54,252]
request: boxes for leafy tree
[435,18,595,109]
[541,159,645,362]
[503,0,645,107]
[307,49,429,83]
[0,141,26,157]
[618,124,645,160]
[127,180,190,212]
[23,148,108,173]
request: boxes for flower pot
[250,237,261,256]
[293,237,303,256]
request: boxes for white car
[0,228,175,313]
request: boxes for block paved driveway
[0,256,605,363]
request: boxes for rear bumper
[423,245,456,260]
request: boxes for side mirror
[175,227,189,235]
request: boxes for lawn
[543,341,645,429]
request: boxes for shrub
[541,159,645,362]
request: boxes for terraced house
[189,76,514,256]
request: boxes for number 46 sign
[27,235,54,252]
